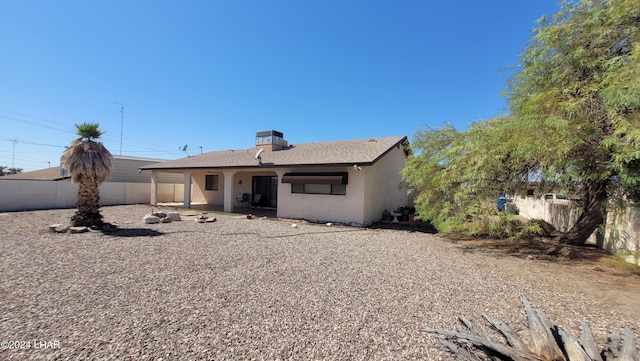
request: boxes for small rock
[152,212,167,218]
[326,222,333,226]
[55,225,70,233]
[143,214,160,224]
[49,224,62,232]
[246,214,253,219]
[546,245,562,255]
[160,217,172,223]
[291,224,298,228]
[69,226,88,233]
[560,247,580,259]
[88,225,103,232]
[166,211,181,221]
[205,217,217,223]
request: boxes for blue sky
[1,1,560,172]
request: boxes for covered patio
[155,201,277,218]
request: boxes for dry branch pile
[422,295,638,361]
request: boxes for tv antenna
[180,144,190,157]
[114,101,136,155]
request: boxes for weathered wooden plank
[421,327,544,361]
[460,314,489,339]
[558,326,594,361]
[604,330,623,360]
[578,321,603,361]
[423,296,638,361]
[519,295,567,361]
[478,310,530,353]
[618,327,637,361]
[438,338,485,361]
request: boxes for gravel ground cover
[1,204,639,360]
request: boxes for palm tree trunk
[72,177,103,227]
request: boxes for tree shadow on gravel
[102,228,164,237]
[367,220,437,234]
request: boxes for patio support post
[223,170,235,212]
[150,171,158,205]
[183,171,192,209]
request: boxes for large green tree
[404,0,640,245]
[61,123,113,227]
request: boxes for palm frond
[61,139,113,184]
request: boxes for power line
[0,107,176,152]
[0,138,66,148]
[0,114,74,134]
[0,108,70,127]
[0,107,187,156]
[0,155,52,166]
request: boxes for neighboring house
[0,167,68,181]
[0,156,183,212]
[1,156,183,183]
[140,130,412,226]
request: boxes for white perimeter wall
[0,180,181,212]
[515,196,640,263]
[604,206,640,264]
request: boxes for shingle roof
[140,136,409,171]
[0,167,67,181]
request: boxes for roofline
[139,135,410,172]
[140,161,379,172]
[369,136,410,165]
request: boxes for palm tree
[61,123,113,227]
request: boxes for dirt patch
[446,235,640,278]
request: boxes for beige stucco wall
[145,145,408,226]
[275,146,408,226]
[362,145,410,225]
[191,171,225,205]
[276,167,366,225]
[232,171,265,204]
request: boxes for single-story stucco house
[140,131,412,226]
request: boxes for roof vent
[368,138,377,142]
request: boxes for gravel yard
[1,204,639,360]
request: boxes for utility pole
[113,102,136,155]
[12,138,17,168]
